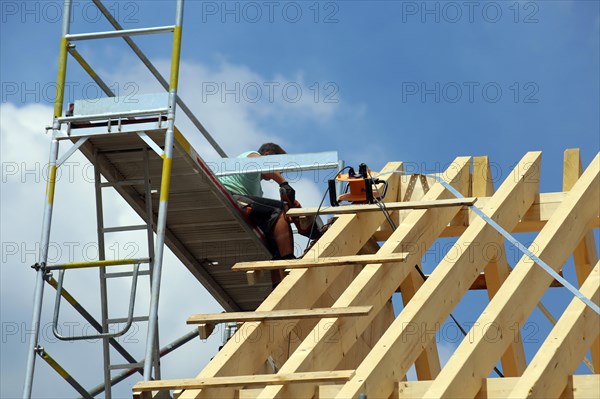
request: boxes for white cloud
[101,57,340,158]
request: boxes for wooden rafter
[188,306,372,339]
[563,148,600,373]
[336,152,542,399]
[507,261,599,398]
[134,370,354,391]
[398,261,442,380]
[423,152,599,398]
[256,157,472,398]
[476,155,527,377]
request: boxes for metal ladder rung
[110,361,144,371]
[100,179,145,187]
[108,316,149,324]
[103,225,149,233]
[66,25,175,41]
[105,270,151,279]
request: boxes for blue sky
[1,1,599,398]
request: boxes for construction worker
[218,143,297,287]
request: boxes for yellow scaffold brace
[35,346,93,399]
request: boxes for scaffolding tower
[23,2,342,397]
[23,1,187,397]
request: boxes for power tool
[328,163,388,206]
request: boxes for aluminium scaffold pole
[22,3,72,398]
[143,0,185,380]
[22,138,59,399]
[93,148,112,399]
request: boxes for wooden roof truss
[134,149,599,399]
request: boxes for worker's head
[258,143,286,156]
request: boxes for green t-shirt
[218,151,263,197]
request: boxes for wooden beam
[287,197,477,217]
[395,375,600,399]
[399,262,442,380]
[317,384,343,399]
[563,148,598,284]
[254,157,473,399]
[374,191,600,240]
[400,173,437,202]
[424,152,600,399]
[564,148,600,373]
[239,388,264,399]
[338,152,542,399]
[233,253,408,271]
[188,306,371,325]
[472,156,495,198]
[177,162,405,399]
[508,262,600,398]
[476,155,527,377]
[246,236,385,287]
[329,241,396,373]
[132,370,354,392]
[396,271,563,291]
[197,324,215,341]
[336,300,396,372]
[190,307,373,339]
[245,270,262,286]
[484,256,525,377]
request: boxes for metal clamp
[30,262,44,272]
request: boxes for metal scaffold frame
[23,1,192,397]
[22,2,344,398]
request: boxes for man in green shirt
[218,143,297,287]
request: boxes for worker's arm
[262,171,286,184]
[246,152,287,184]
[247,153,294,201]
[264,170,294,205]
